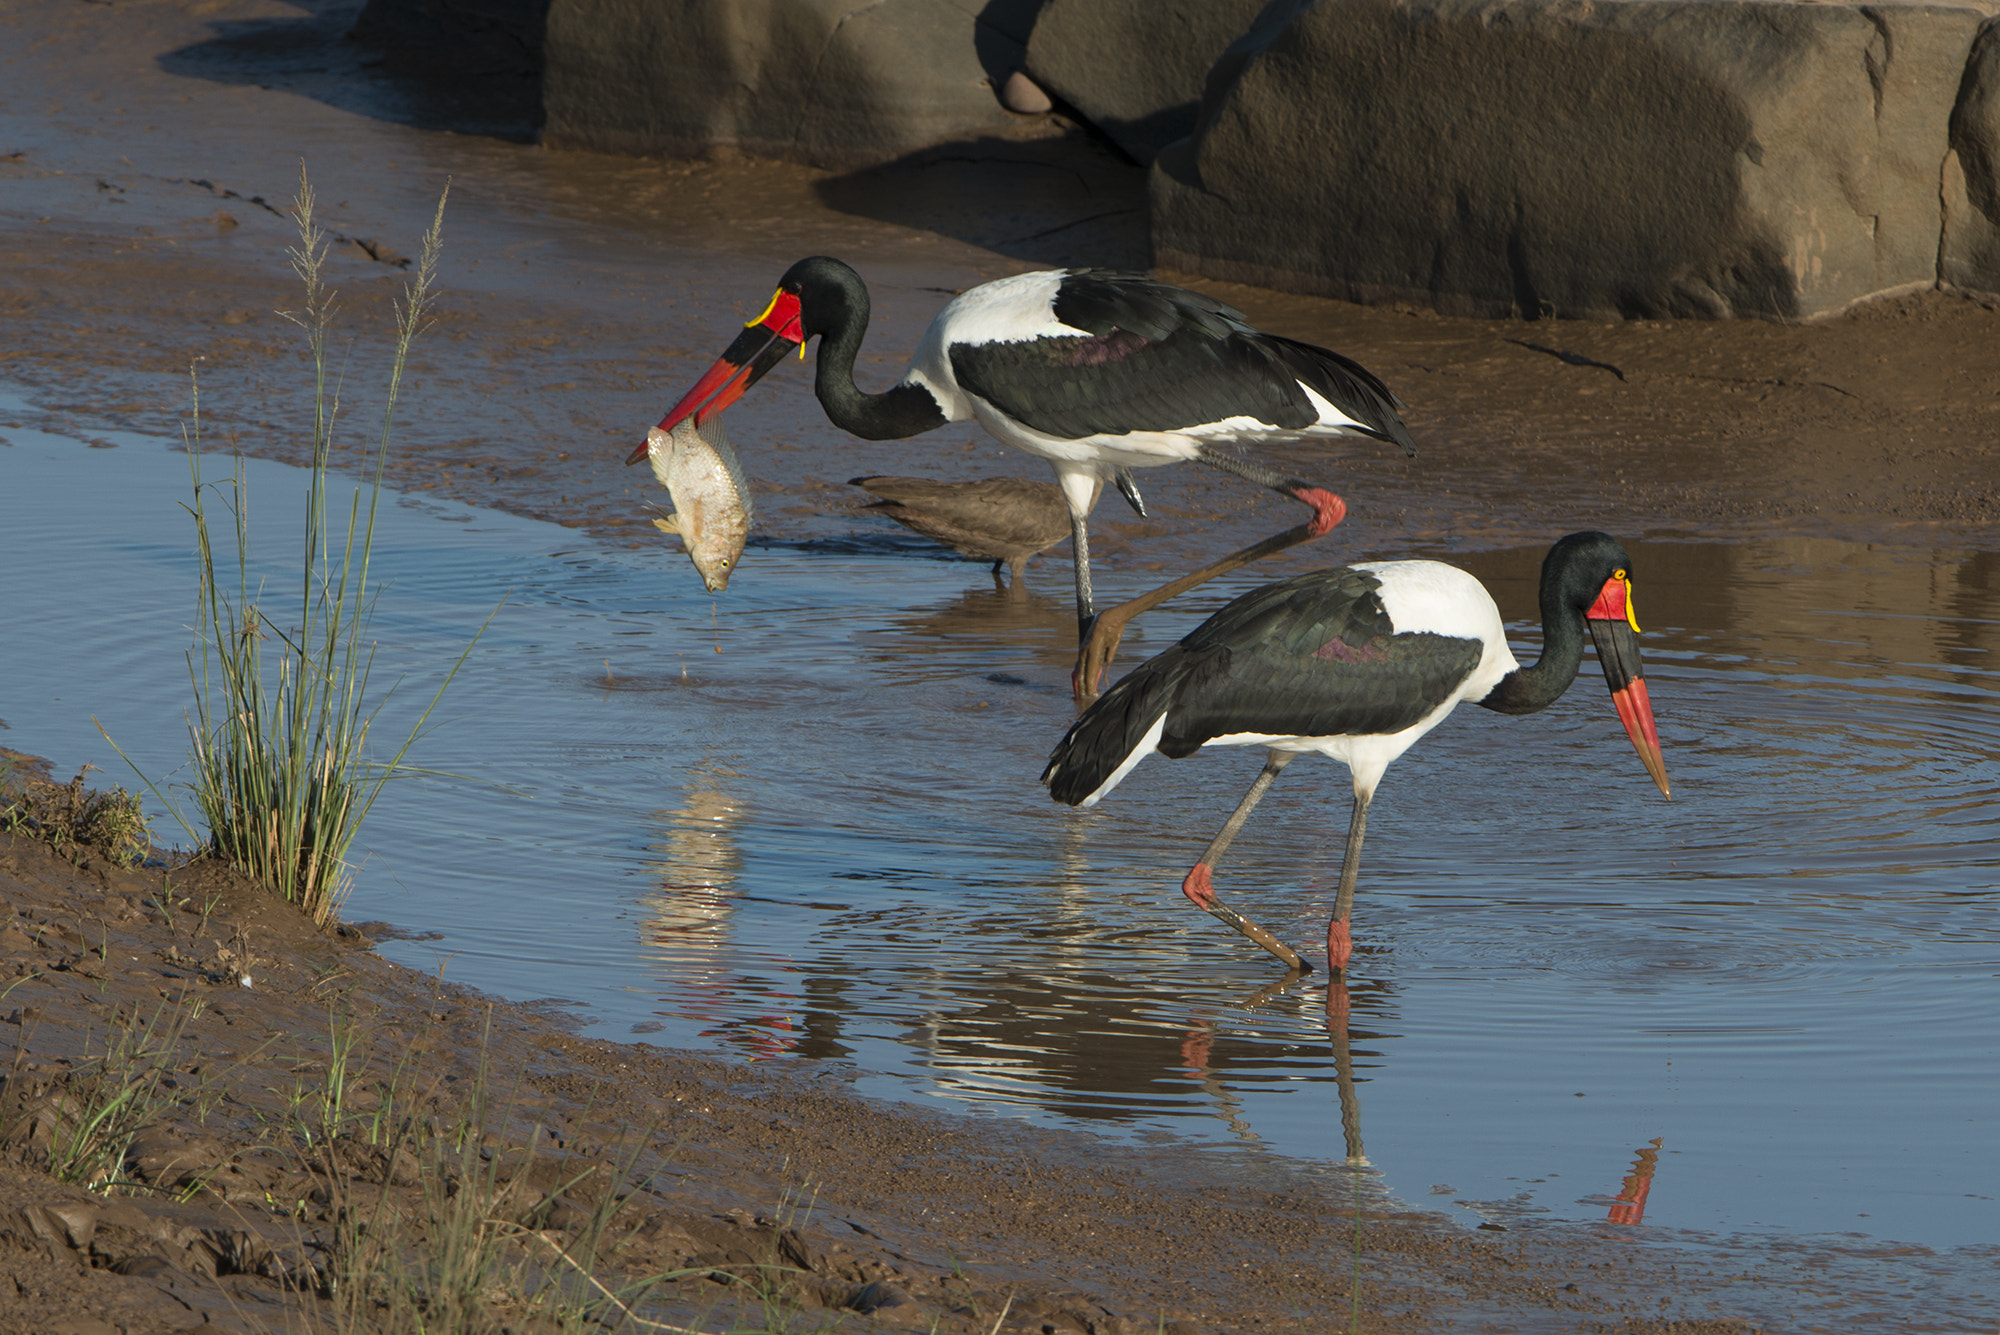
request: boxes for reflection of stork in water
[1176,974,1369,1164]
[1607,1137,1664,1225]
[1324,980,1366,1165]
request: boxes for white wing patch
[1357,560,1518,695]
[932,271,1072,344]
[1299,383,1369,433]
[902,270,1070,423]
[1077,711,1169,808]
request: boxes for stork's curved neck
[1478,564,1587,716]
[810,282,948,442]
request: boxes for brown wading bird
[849,473,1138,590]
[1043,532,1671,973]
[633,256,1416,697]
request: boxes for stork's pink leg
[1173,753,1312,972]
[1181,862,1218,910]
[1327,916,1354,973]
[1328,788,1372,975]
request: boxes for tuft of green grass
[1,997,204,1192]
[103,163,487,925]
[0,763,152,868]
[295,1011,708,1335]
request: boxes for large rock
[351,0,550,61]
[1153,0,1996,321]
[1944,17,2000,297]
[543,0,1030,167]
[1023,0,1270,162]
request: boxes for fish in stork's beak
[627,289,806,466]
[1584,568,1671,798]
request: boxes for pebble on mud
[1002,70,1053,115]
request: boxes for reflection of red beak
[626,290,805,466]
[1586,574,1670,798]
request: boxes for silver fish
[643,415,753,593]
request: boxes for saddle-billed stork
[1042,531,1671,973]
[633,257,1417,685]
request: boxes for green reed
[133,165,475,923]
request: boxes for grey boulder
[1023,0,1272,161]
[1944,16,2000,298]
[543,0,1029,167]
[1152,0,1997,321]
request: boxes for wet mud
[2,1,1998,1331]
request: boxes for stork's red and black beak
[627,290,806,466]
[1585,570,1671,798]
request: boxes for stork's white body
[1079,561,1518,806]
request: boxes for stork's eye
[1613,568,1628,581]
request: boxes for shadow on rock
[814,131,1149,270]
[157,0,545,144]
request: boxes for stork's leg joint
[1181,863,1216,910]
[1287,484,1348,538]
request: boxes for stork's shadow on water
[157,0,545,143]
[861,579,1077,677]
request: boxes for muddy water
[5,394,1996,1273]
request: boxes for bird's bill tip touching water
[626,289,806,465]
[1585,574,1670,799]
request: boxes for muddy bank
[0,755,1761,1334]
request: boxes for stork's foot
[1288,485,1348,539]
[1074,631,1120,703]
[1181,864,1311,972]
[1327,916,1354,973]
[1182,863,1217,910]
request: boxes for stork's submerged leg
[1179,750,1311,972]
[1328,788,1373,973]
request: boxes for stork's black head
[635,257,862,462]
[776,256,869,342]
[1541,530,1635,615]
[1543,530,1670,798]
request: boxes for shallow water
[3,399,1997,1277]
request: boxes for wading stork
[633,257,1417,688]
[1042,531,1672,972]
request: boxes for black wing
[1044,568,1480,806]
[950,271,1414,448]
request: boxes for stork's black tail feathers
[1265,334,1418,456]
[1043,654,1194,806]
